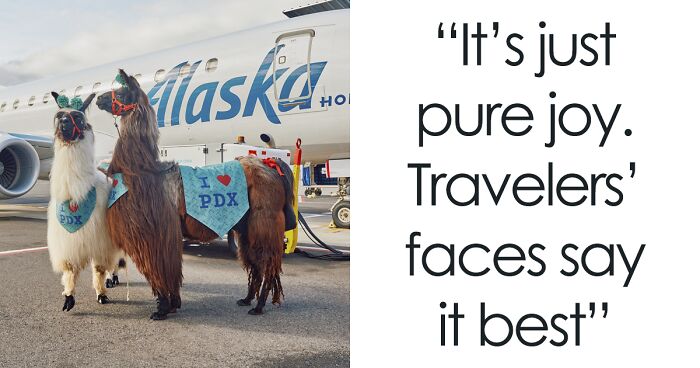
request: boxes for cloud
[0,66,38,86]
[0,0,299,86]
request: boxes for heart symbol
[217,175,231,186]
[112,179,118,188]
[69,203,79,213]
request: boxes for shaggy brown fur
[97,70,290,317]
[105,84,183,319]
[232,157,286,308]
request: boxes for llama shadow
[169,281,350,338]
[114,244,348,336]
[183,241,235,260]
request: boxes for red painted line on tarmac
[0,246,48,257]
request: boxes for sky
[0,0,304,87]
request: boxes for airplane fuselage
[0,10,349,167]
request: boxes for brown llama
[95,70,293,320]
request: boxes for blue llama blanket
[179,161,249,237]
[108,173,128,208]
[106,161,248,237]
[56,187,96,233]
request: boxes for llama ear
[128,75,140,88]
[51,92,60,105]
[80,93,96,112]
[118,69,130,86]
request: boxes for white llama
[47,92,121,311]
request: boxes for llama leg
[61,263,79,311]
[235,228,262,307]
[142,259,176,320]
[146,243,181,320]
[170,284,181,313]
[170,294,181,313]
[249,277,271,315]
[150,293,172,320]
[244,207,285,316]
[105,272,115,288]
[92,263,110,304]
[106,258,125,288]
[237,266,261,306]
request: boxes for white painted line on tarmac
[0,246,48,257]
[300,213,330,219]
[295,245,350,254]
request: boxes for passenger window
[93,82,102,93]
[205,58,218,73]
[12,99,20,110]
[0,102,6,112]
[28,96,36,106]
[43,93,51,104]
[74,86,83,97]
[154,69,166,82]
[179,63,191,77]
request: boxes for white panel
[326,158,350,178]
[159,144,206,167]
[222,143,291,165]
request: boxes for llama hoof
[152,295,171,320]
[62,295,75,312]
[237,299,251,306]
[248,308,264,315]
[150,312,168,320]
[170,295,181,310]
[112,275,120,286]
[97,294,110,304]
[105,279,114,288]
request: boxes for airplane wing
[6,132,53,160]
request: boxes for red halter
[111,90,137,116]
[65,112,83,141]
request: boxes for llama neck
[110,112,161,176]
[50,142,96,202]
[110,134,160,176]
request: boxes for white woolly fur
[46,111,121,298]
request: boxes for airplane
[0,6,349,225]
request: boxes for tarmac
[0,182,350,367]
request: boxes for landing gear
[331,200,350,228]
[330,177,350,228]
[304,187,323,197]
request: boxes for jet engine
[0,134,40,199]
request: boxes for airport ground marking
[0,246,48,257]
[295,245,349,254]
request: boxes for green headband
[115,74,128,88]
[57,95,83,110]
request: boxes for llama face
[53,110,92,143]
[96,69,140,116]
[51,92,96,144]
